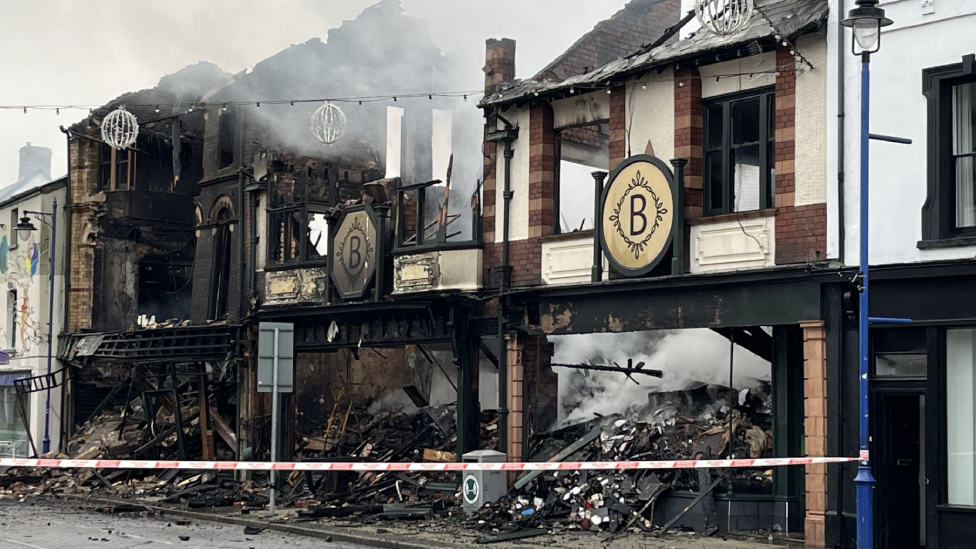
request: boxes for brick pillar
[801,320,827,549]
[67,138,98,332]
[484,38,516,95]
[609,84,627,170]
[528,102,556,238]
[674,68,703,221]
[504,333,525,461]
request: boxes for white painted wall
[837,0,976,265]
[0,184,67,456]
[541,236,608,285]
[552,91,609,130]
[796,36,829,207]
[690,215,776,273]
[626,70,675,159]
[495,108,531,242]
[700,53,777,99]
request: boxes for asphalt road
[0,498,371,549]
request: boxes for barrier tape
[0,456,858,472]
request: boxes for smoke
[552,329,771,425]
[367,349,458,415]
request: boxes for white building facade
[0,177,67,458]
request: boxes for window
[946,328,976,506]
[555,122,609,233]
[8,208,17,250]
[0,382,30,458]
[217,111,237,170]
[267,169,331,265]
[209,209,232,320]
[7,289,16,350]
[874,328,927,377]
[921,59,976,242]
[98,143,130,190]
[703,90,775,216]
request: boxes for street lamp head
[15,216,37,234]
[841,0,893,56]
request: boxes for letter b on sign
[349,236,362,270]
[630,194,647,236]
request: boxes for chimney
[18,142,52,183]
[484,38,516,95]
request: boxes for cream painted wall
[552,91,609,130]
[690,215,776,273]
[626,70,675,160]
[495,108,531,242]
[700,53,776,99]
[795,36,829,206]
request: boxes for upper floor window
[267,169,331,266]
[98,143,130,191]
[952,82,976,230]
[921,56,976,244]
[703,90,775,216]
[217,111,237,170]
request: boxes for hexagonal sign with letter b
[331,205,378,300]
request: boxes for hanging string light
[100,106,139,150]
[309,101,347,146]
[695,0,755,38]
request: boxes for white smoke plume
[552,329,771,425]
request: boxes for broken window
[209,208,232,320]
[555,122,609,233]
[267,169,331,265]
[137,259,191,324]
[98,143,131,191]
[217,111,237,170]
[703,91,775,215]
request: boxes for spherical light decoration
[100,106,139,150]
[695,0,755,38]
[310,102,347,146]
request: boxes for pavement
[0,498,370,549]
[0,495,798,549]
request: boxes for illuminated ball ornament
[100,106,139,150]
[695,0,755,38]
[309,102,347,146]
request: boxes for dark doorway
[877,393,925,549]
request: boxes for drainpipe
[487,114,517,458]
[58,127,73,448]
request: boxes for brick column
[528,102,556,238]
[67,138,99,332]
[609,84,627,170]
[674,68,703,221]
[801,320,827,549]
[774,46,826,264]
[522,335,557,436]
[504,333,525,461]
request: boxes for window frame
[921,56,976,245]
[702,88,776,217]
[97,143,132,191]
[552,121,610,235]
[266,170,332,268]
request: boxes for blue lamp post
[15,199,58,455]
[840,2,893,548]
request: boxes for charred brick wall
[190,179,245,324]
[674,67,704,221]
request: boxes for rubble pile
[470,382,773,536]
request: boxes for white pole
[269,328,279,516]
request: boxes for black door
[878,394,923,549]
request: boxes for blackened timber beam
[519,279,822,335]
[479,338,499,367]
[711,327,773,363]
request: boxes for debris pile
[470,382,773,537]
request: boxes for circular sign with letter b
[599,155,676,276]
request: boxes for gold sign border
[597,154,677,277]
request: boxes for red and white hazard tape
[0,456,857,472]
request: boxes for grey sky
[0,0,689,186]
